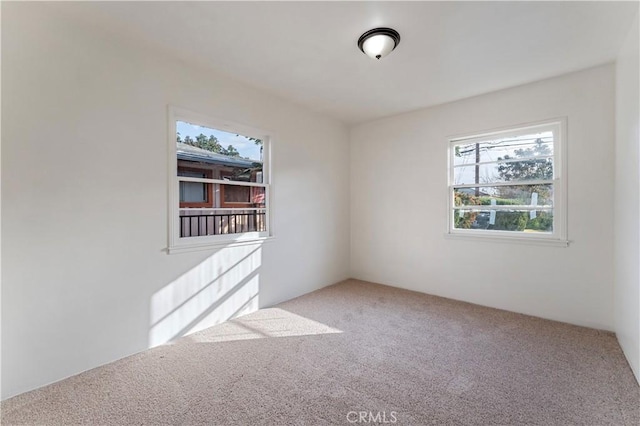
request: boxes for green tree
[190,133,223,153]
[453,191,481,229]
[496,138,552,204]
[497,138,552,182]
[495,138,553,232]
[221,145,240,157]
[178,133,243,156]
[178,131,254,159]
[493,212,528,231]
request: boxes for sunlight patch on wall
[185,308,343,343]
[149,244,262,347]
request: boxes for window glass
[449,121,564,242]
[169,110,270,251]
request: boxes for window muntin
[168,107,271,252]
[448,120,566,243]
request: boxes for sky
[177,121,261,161]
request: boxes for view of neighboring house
[177,142,265,237]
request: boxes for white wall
[351,65,615,331]
[1,3,350,399]
[614,12,640,383]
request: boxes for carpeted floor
[2,279,639,425]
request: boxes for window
[447,119,567,246]
[179,168,212,207]
[168,107,272,253]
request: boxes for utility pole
[475,143,480,196]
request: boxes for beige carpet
[2,279,639,425]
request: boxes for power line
[457,138,553,156]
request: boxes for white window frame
[446,118,568,247]
[167,106,273,254]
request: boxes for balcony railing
[180,209,266,237]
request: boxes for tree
[453,191,481,229]
[492,137,554,232]
[496,138,552,204]
[221,145,240,157]
[177,131,260,160]
[178,133,234,155]
[193,133,224,153]
[497,138,552,182]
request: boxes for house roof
[177,142,260,168]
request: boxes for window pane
[453,158,553,185]
[454,185,553,207]
[219,184,265,208]
[223,185,250,204]
[180,181,208,203]
[177,121,262,161]
[176,121,264,183]
[453,131,553,166]
[171,111,271,247]
[453,209,553,233]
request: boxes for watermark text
[346,411,397,424]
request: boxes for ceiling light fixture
[357,27,401,60]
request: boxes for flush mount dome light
[357,27,401,60]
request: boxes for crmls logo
[346,411,398,424]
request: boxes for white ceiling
[50,1,638,124]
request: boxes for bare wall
[1,3,350,399]
[614,12,640,383]
[350,64,615,331]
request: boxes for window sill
[444,232,569,247]
[168,236,275,254]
